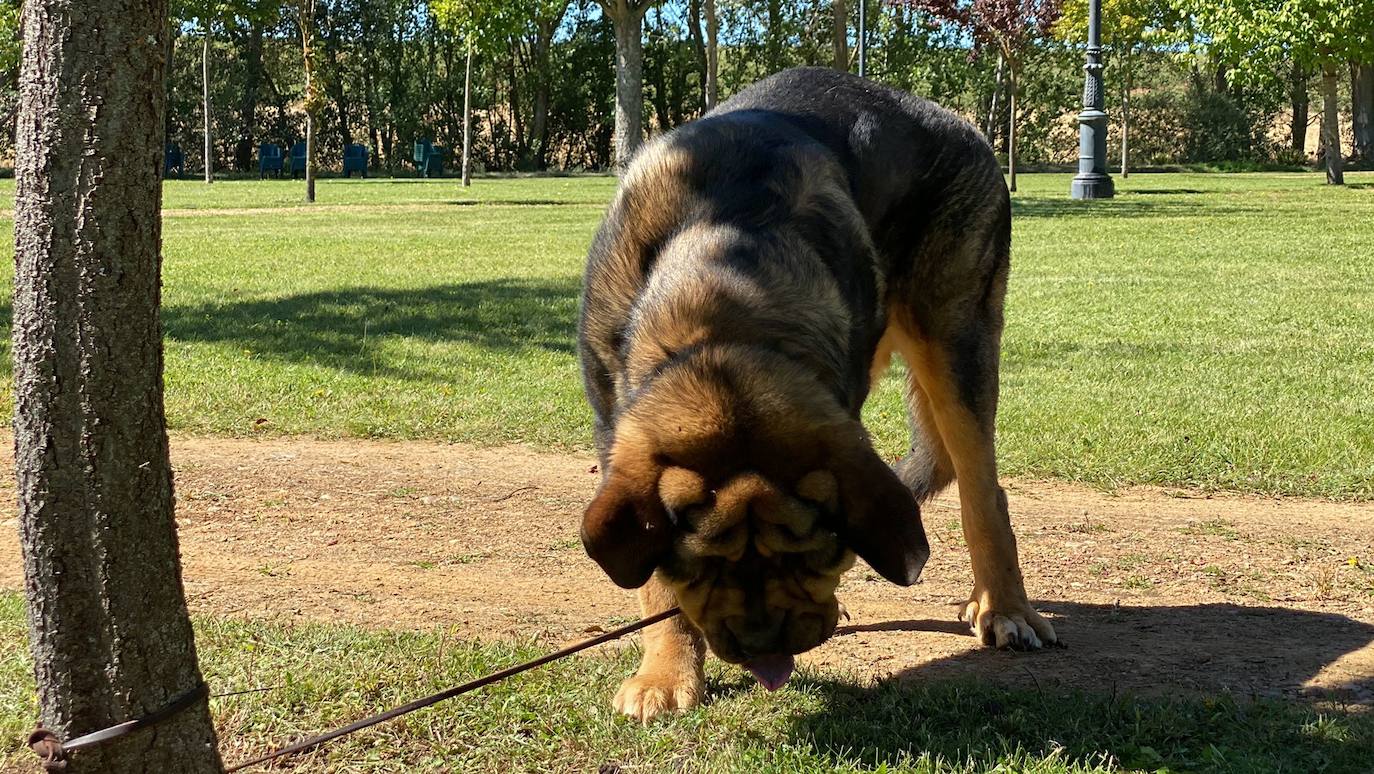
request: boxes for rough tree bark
[603,0,654,167]
[13,0,224,770]
[832,0,848,71]
[1320,61,1344,184]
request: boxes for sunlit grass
[0,171,1368,497]
[0,594,1368,772]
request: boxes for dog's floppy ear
[581,468,673,589]
[831,433,929,586]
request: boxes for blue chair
[258,143,283,178]
[343,144,368,177]
[413,139,444,177]
[164,143,184,179]
[289,142,307,178]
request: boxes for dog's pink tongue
[742,654,795,692]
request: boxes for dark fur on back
[580,67,1009,455]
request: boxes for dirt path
[2,436,1371,707]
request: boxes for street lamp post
[1071,0,1114,199]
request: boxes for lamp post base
[1071,172,1115,200]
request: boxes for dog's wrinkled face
[581,347,928,683]
[654,464,855,671]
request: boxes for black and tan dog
[578,67,1056,721]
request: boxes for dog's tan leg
[612,574,706,722]
[900,332,1056,649]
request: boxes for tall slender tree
[705,0,719,108]
[901,0,1064,192]
[1353,61,1373,162]
[299,0,318,201]
[833,0,850,70]
[14,0,224,769]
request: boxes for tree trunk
[463,39,473,187]
[705,0,718,109]
[1289,59,1308,155]
[985,53,1005,143]
[687,0,707,113]
[610,2,647,167]
[320,5,352,154]
[647,10,672,132]
[831,0,848,71]
[1320,61,1344,184]
[202,20,213,183]
[1007,63,1017,193]
[239,20,265,166]
[532,13,563,169]
[13,0,224,770]
[766,0,783,72]
[1121,58,1130,178]
[301,0,317,202]
[360,3,385,168]
[1352,61,1373,163]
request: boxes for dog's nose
[724,614,785,655]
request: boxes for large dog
[578,67,1056,722]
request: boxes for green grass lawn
[0,171,1370,497]
[1,594,1369,773]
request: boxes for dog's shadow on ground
[790,602,1374,770]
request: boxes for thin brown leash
[25,609,679,772]
[225,607,680,772]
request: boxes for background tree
[298,0,319,201]
[1353,62,1372,162]
[1192,0,1374,184]
[13,0,224,769]
[902,0,1064,192]
[833,0,849,70]
[600,0,663,165]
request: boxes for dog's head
[581,346,928,684]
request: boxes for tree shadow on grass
[162,279,581,382]
[1012,196,1260,219]
[790,602,1374,772]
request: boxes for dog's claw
[962,593,1056,650]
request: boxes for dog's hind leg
[891,317,1057,650]
[612,575,706,722]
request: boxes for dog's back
[580,67,1008,451]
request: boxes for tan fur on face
[600,347,870,663]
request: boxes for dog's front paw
[960,588,1057,650]
[613,669,704,723]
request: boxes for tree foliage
[0,0,1363,173]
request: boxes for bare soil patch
[2,436,1371,706]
